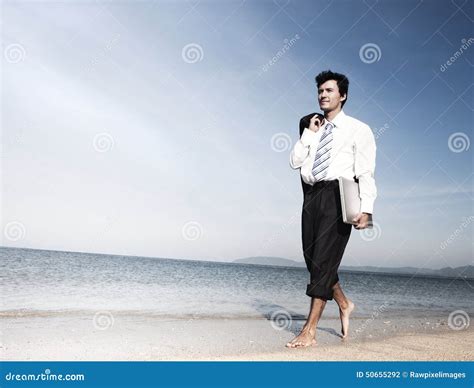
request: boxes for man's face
[318,80,346,112]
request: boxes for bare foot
[340,300,355,338]
[285,329,316,348]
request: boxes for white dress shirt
[289,109,377,214]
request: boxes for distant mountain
[233,256,305,268]
[338,265,474,279]
[232,257,474,279]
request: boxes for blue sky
[2,0,473,269]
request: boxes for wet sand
[1,311,472,361]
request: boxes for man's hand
[353,213,372,230]
[308,114,325,132]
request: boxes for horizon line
[1,245,472,272]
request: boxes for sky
[1,0,473,269]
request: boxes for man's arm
[289,114,319,169]
[354,124,377,215]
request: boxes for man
[287,70,377,348]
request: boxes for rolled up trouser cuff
[305,283,334,300]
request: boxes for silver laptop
[338,176,365,226]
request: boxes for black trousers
[302,179,352,300]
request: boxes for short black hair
[315,70,349,108]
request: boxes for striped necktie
[312,122,334,181]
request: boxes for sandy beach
[1,311,472,361]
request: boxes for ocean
[1,247,472,320]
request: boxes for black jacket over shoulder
[298,113,318,195]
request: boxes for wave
[0,308,312,320]
[0,308,455,321]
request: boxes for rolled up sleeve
[289,128,317,169]
[354,124,377,214]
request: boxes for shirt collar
[327,109,346,128]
